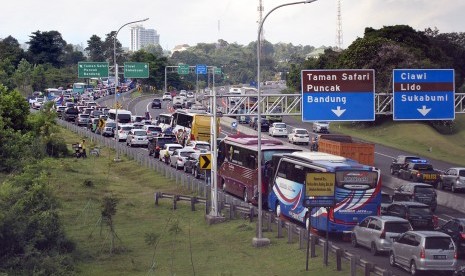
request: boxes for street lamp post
[113,18,149,161]
[254,0,317,247]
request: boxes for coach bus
[217,134,301,204]
[170,110,219,142]
[107,109,132,124]
[267,151,381,232]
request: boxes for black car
[390,155,421,175]
[392,182,437,212]
[151,99,162,109]
[62,107,79,122]
[251,117,270,132]
[148,135,177,158]
[438,218,465,255]
[384,201,437,230]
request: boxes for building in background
[130,25,160,51]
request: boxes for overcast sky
[2,0,464,51]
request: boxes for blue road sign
[301,69,375,122]
[231,121,238,129]
[196,64,207,75]
[393,69,455,120]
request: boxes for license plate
[424,174,437,180]
[434,255,446,260]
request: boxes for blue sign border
[392,69,455,121]
[301,69,376,122]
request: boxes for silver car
[352,216,412,255]
[389,231,457,275]
[440,167,465,192]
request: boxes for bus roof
[283,151,373,170]
[108,109,131,115]
[222,134,299,151]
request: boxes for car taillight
[380,229,386,239]
[190,134,195,141]
[416,172,421,178]
[156,146,160,150]
[460,232,465,240]
[420,246,426,259]
[433,215,439,229]
[178,158,182,161]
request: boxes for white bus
[156,113,173,132]
[108,109,132,124]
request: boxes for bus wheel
[275,203,281,218]
[243,188,249,203]
[305,214,310,230]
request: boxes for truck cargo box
[318,134,375,166]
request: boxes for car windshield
[195,144,210,151]
[384,222,411,233]
[274,123,286,128]
[415,187,434,194]
[134,130,147,136]
[459,170,465,177]
[80,114,90,118]
[147,127,158,131]
[121,126,132,131]
[180,151,195,157]
[381,193,392,204]
[295,130,308,135]
[425,237,454,250]
[408,207,432,216]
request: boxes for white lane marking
[443,214,457,220]
[437,217,448,223]
[375,152,395,159]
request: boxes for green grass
[317,114,465,166]
[46,129,349,275]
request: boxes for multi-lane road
[100,93,465,275]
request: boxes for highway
[100,93,465,276]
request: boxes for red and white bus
[217,134,301,204]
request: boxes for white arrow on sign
[331,106,346,117]
[417,105,431,116]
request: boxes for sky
[1,0,464,51]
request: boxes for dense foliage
[0,84,75,274]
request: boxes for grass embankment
[328,114,465,166]
[50,129,348,275]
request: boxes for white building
[130,25,160,51]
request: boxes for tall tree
[103,31,124,64]
[85,35,105,62]
[12,59,33,95]
[0,35,25,67]
[62,44,85,66]
[26,30,67,67]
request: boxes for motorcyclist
[310,136,319,152]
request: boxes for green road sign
[124,62,149,78]
[214,67,222,75]
[177,64,190,75]
[78,62,109,78]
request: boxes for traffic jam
[48,84,465,276]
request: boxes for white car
[185,140,211,152]
[288,128,310,145]
[186,92,194,98]
[115,124,133,142]
[169,148,196,169]
[269,122,288,137]
[162,92,172,101]
[126,129,149,147]
[159,143,183,162]
[312,121,330,133]
[144,125,162,138]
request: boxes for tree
[31,64,47,92]
[12,59,33,95]
[0,84,31,131]
[130,50,171,90]
[142,44,164,57]
[103,31,125,64]
[86,35,105,62]
[0,35,25,67]
[27,30,67,67]
[0,58,16,89]
[62,44,85,66]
